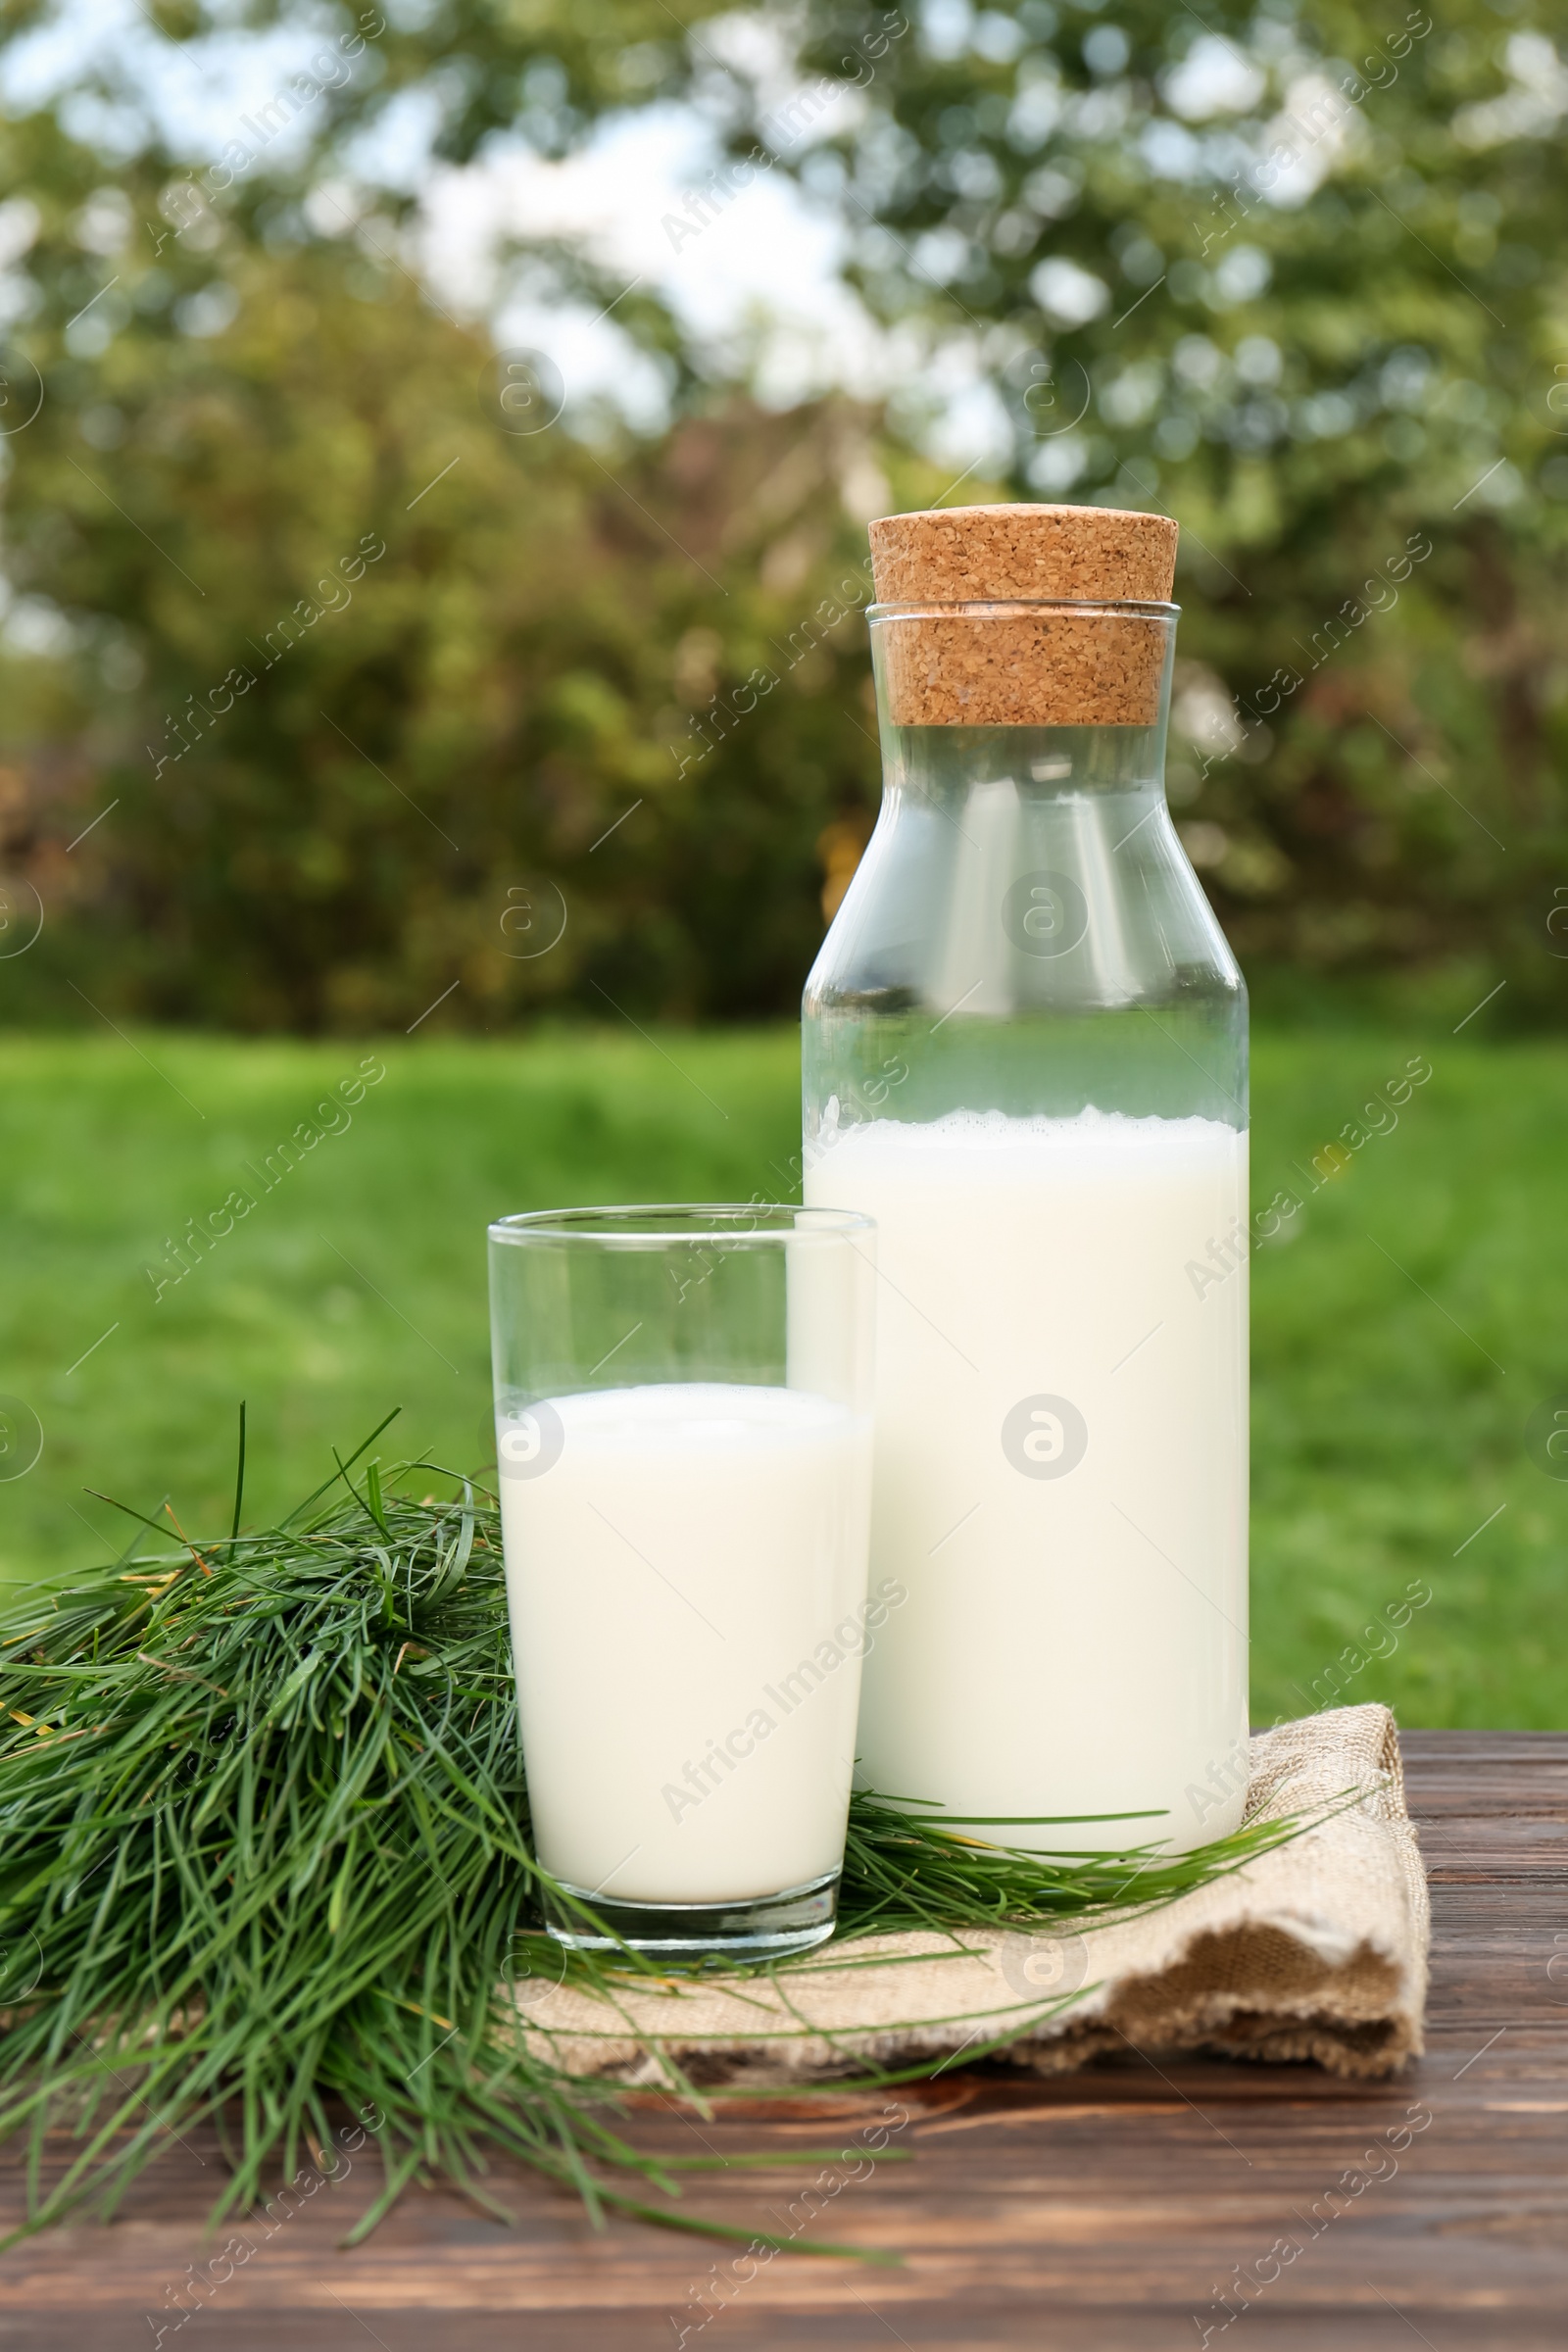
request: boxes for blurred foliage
[742,0,1568,1004]
[1,0,1567,1019]
[0,120,925,1026]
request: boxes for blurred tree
[2,1,1566,1017]
[717,0,1568,1005]
[0,115,920,1026]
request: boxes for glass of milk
[802,504,1250,1858]
[488,1204,876,1962]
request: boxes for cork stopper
[867,503,1178,728]
[869,504,1178,605]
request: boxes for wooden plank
[2,1736,1566,2349]
[1398,1732,1568,1762]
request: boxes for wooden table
[4,1731,1565,2349]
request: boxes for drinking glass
[488,1204,876,1962]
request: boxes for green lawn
[0,1021,1562,1727]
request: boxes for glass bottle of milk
[803,503,1248,1854]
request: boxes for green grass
[0,1477,1308,2248]
[0,1019,1562,1726]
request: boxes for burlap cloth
[520,1705,1429,2084]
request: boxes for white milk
[806,1108,1249,1851]
[498,1384,874,1904]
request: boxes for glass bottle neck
[802,710,1245,1128]
[882,719,1168,809]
